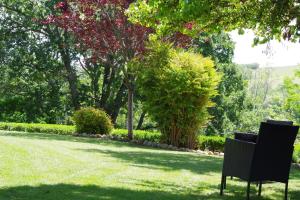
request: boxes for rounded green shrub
[73,107,113,135]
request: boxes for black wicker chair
[266,119,293,126]
[234,120,293,143]
[220,122,299,200]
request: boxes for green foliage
[194,32,235,64]
[0,122,75,135]
[128,1,300,43]
[198,135,226,152]
[193,32,247,135]
[206,63,246,135]
[127,0,244,36]
[232,66,295,132]
[0,0,74,124]
[293,143,300,163]
[136,41,221,148]
[284,69,300,124]
[111,129,161,143]
[73,107,113,135]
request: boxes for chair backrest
[250,122,299,182]
[266,119,293,126]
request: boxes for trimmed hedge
[111,129,161,143]
[111,129,226,151]
[198,135,226,152]
[0,122,75,135]
[0,122,161,142]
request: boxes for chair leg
[224,176,227,189]
[258,181,262,196]
[231,176,233,180]
[285,182,288,200]
[220,175,225,195]
[247,181,251,200]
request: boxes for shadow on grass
[1,131,299,199]
[77,148,223,174]
[1,183,297,200]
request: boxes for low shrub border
[0,122,224,151]
[0,122,299,162]
[0,122,75,135]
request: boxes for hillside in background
[239,64,299,90]
[267,65,300,86]
[235,64,299,111]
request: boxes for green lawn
[0,131,299,200]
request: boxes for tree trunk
[108,81,127,124]
[61,52,80,110]
[92,74,100,108]
[56,30,80,110]
[127,87,134,140]
[187,133,196,149]
[100,64,114,108]
[170,122,180,147]
[136,111,146,130]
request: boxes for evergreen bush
[73,107,113,135]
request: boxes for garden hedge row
[0,122,75,135]
[111,129,161,143]
[0,122,299,161]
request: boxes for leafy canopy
[127,0,300,43]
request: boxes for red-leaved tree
[45,0,152,139]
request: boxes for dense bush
[137,41,221,149]
[0,122,75,135]
[73,107,113,135]
[198,135,226,152]
[293,143,300,163]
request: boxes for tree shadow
[76,148,222,174]
[1,183,296,200]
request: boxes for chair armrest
[234,132,258,143]
[222,138,256,180]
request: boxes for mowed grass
[0,131,299,200]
